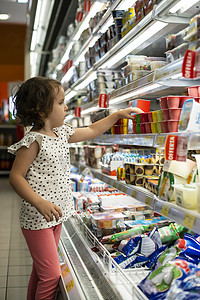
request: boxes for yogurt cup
[160,97,168,109]
[147,112,153,122]
[140,123,146,134]
[151,122,158,133]
[167,96,180,109]
[168,120,179,132]
[162,109,169,121]
[168,108,182,120]
[161,121,169,133]
[145,122,152,133]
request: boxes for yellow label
[107,178,112,185]
[66,279,75,292]
[156,136,165,147]
[113,181,117,188]
[61,265,70,278]
[183,213,196,230]
[132,190,137,198]
[161,204,169,217]
[145,197,152,207]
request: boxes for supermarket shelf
[73,164,200,235]
[63,0,197,96]
[92,132,200,150]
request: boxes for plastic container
[136,114,141,123]
[161,121,169,133]
[168,120,179,132]
[151,122,158,133]
[152,111,158,122]
[140,113,148,123]
[179,96,193,108]
[147,112,153,122]
[162,109,169,120]
[173,184,198,210]
[167,96,180,108]
[168,108,182,120]
[136,123,141,134]
[157,121,162,133]
[157,110,163,121]
[133,123,137,134]
[140,123,146,134]
[188,86,199,97]
[145,122,152,133]
[160,97,168,109]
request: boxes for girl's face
[48,87,68,128]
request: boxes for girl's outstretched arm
[68,107,143,143]
[9,142,62,222]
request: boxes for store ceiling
[0,0,27,24]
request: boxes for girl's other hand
[35,199,62,222]
[118,107,144,119]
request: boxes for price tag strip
[161,204,170,217]
[183,213,196,230]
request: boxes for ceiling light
[0,13,10,20]
[17,0,28,3]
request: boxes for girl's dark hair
[13,76,62,130]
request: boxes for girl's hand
[35,199,62,222]
[117,107,144,119]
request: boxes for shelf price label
[161,204,170,217]
[113,181,117,188]
[99,174,104,181]
[122,185,128,194]
[183,213,196,230]
[107,178,112,185]
[145,197,152,207]
[132,190,137,198]
[156,136,166,147]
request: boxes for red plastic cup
[140,113,148,123]
[161,121,169,133]
[140,123,146,134]
[179,96,193,108]
[162,109,169,120]
[167,96,180,108]
[168,120,179,132]
[168,108,182,120]
[133,124,137,134]
[188,86,199,97]
[160,97,168,109]
[147,112,153,122]
[145,122,152,133]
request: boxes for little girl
[8,76,142,300]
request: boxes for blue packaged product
[138,259,197,300]
[146,245,168,269]
[114,253,149,269]
[165,266,200,299]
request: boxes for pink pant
[22,224,62,300]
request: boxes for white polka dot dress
[7,124,75,230]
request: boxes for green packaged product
[158,223,187,244]
[108,225,151,243]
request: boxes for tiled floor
[0,176,32,300]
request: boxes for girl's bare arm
[68,107,143,143]
[9,142,62,222]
